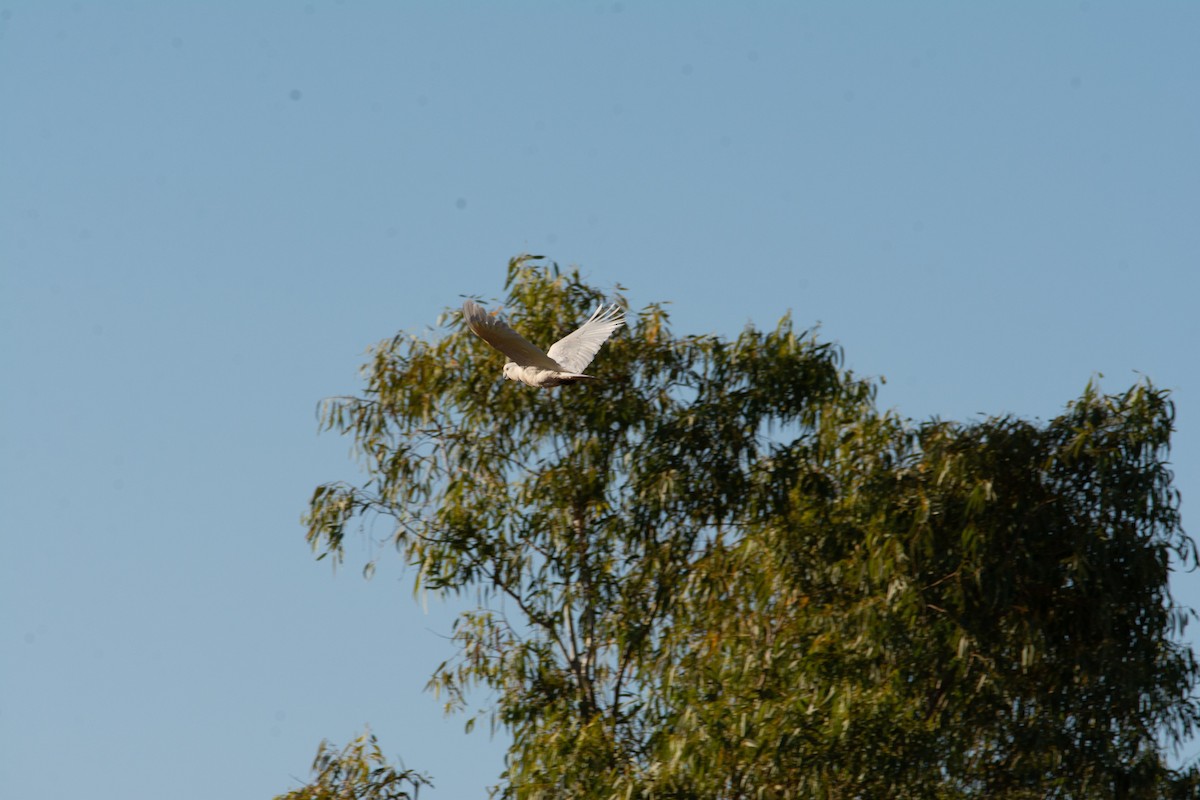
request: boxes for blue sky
[2,3,1198,797]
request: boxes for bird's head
[502,362,521,382]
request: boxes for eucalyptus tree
[291,256,1199,799]
[276,729,431,800]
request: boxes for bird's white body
[502,363,596,388]
[463,299,624,388]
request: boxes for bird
[462,299,625,388]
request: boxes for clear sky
[2,3,1198,798]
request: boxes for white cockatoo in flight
[462,299,625,388]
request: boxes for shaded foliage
[300,256,1199,798]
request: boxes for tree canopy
[284,256,1199,799]
[276,728,431,800]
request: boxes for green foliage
[301,256,1199,798]
[275,728,432,800]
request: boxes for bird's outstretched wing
[546,304,625,375]
[462,300,565,371]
